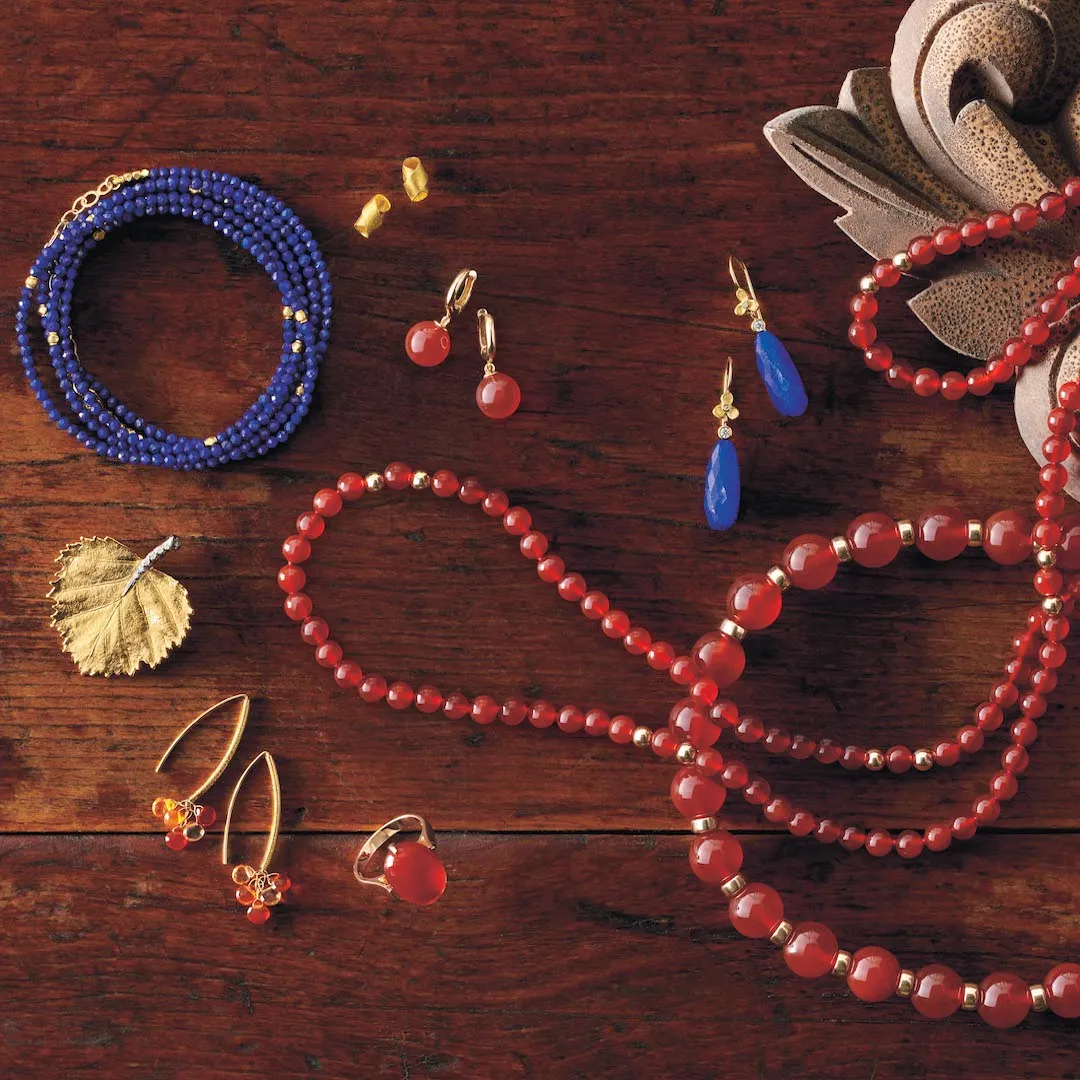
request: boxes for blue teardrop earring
[728,255,808,418]
[704,355,741,531]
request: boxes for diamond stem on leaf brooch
[353,814,446,906]
[728,255,808,418]
[152,694,251,850]
[223,751,292,925]
[704,356,742,531]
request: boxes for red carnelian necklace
[276,182,1080,1028]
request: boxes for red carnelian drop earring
[474,308,521,420]
[353,813,446,906]
[404,268,477,367]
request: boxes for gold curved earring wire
[222,751,281,873]
[155,694,251,803]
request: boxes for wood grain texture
[1,0,1074,1076]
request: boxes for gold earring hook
[438,268,477,328]
[477,308,497,375]
[721,354,734,396]
[222,751,281,873]
[155,694,251,803]
[727,254,767,330]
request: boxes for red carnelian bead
[912,965,963,1019]
[315,641,343,668]
[846,512,901,568]
[1035,567,1064,595]
[915,506,968,561]
[1044,434,1072,463]
[1045,614,1070,640]
[992,681,1019,707]
[690,678,718,706]
[1020,691,1047,719]
[557,573,586,601]
[1060,380,1080,409]
[939,371,968,399]
[601,609,630,638]
[1039,192,1067,220]
[763,796,792,824]
[557,706,584,734]
[897,831,924,859]
[584,709,610,736]
[735,715,764,743]
[967,369,993,396]
[978,972,1030,1029]
[165,830,188,851]
[313,488,343,517]
[624,627,651,654]
[333,661,363,689]
[913,368,941,397]
[1066,178,1080,206]
[278,565,306,593]
[743,777,770,805]
[651,729,678,758]
[872,259,901,287]
[1047,407,1077,435]
[386,682,415,710]
[848,321,877,349]
[669,656,699,685]
[1032,667,1057,694]
[384,462,412,490]
[933,741,960,767]
[1041,641,1067,668]
[729,883,784,939]
[983,509,1032,565]
[337,472,366,501]
[886,746,913,773]
[973,795,1000,824]
[608,715,635,744]
[815,739,843,764]
[284,593,312,621]
[789,809,815,837]
[924,824,952,852]
[885,362,915,389]
[471,696,499,725]
[296,511,324,539]
[384,840,447,905]
[763,729,792,755]
[957,726,983,754]
[789,734,815,760]
[537,556,566,584]
[695,748,724,775]
[1013,718,1038,746]
[726,574,782,630]
[501,699,528,726]
[933,225,962,254]
[282,535,311,563]
[482,490,510,516]
[721,761,749,789]
[850,292,878,320]
[908,235,936,265]
[1003,744,1029,773]
[671,767,726,818]
[865,829,894,857]
[784,923,839,979]
[580,591,609,620]
[1012,203,1040,231]
[1037,491,1066,519]
[840,745,865,771]
[359,675,388,703]
[712,700,738,728]
[528,700,556,728]
[691,631,745,687]
[300,617,330,646]
[520,531,549,560]
[987,210,1016,237]
[814,818,842,844]
[864,344,892,372]
[1046,963,1080,1018]
[458,477,486,504]
[647,641,676,670]
[839,826,866,851]
[987,356,1015,383]
[246,903,271,925]
[476,372,521,419]
[235,886,256,905]
[1022,317,1050,346]
[991,770,1019,800]
[960,218,988,246]
[405,321,450,367]
[1040,293,1069,323]
[848,947,901,1002]
[431,469,459,498]
[442,691,470,719]
[504,507,532,535]
[783,534,839,589]
[689,830,743,883]
[415,686,444,713]
[1061,273,1080,298]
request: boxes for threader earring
[474,308,521,420]
[223,751,292,925]
[353,813,446,906]
[704,356,741,531]
[405,268,477,367]
[151,694,251,850]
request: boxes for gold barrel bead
[766,566,791,591]
[962,983,979,1010]
[1043,596,1065,616]
[832,951,853,978]
[892,252,913,271]
[896,970,916,997]
[25,275,38,289]
[897,519,915,546]
[859,276,879,294]
[1036,548,1057,569]
[690,816,717,834]
[770,920,794,947]
[291,340,303,353]
[718,617,746,642]
[294,310,308,323]
[46,332,59,346]
[1030,984,1049,1012]
[967,521,984,546]
[411,470,431,490]
[831,536,853,563]
[865,749,885,772]
[675,742,697,765]
[282,306,294,319]
[632,725,653,748]
[721,874,746,899]
[913,749,933,771]
[364,472,386,492]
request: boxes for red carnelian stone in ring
[384,840,447,905]
[783,534,839,589]
[688,830,743,883]
[978,972,1031,1029]
[915,506,968,561]
[845,512,901,568]
[405,321,451,367]
[726,574,782,630]
[911,964,963,1019]
[691,631,745,688]
[729,883,784,939]
[1045,963,1080,1017]
[783,922,839,979]
[848,946,901,1002]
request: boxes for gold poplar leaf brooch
[48,535,193,676]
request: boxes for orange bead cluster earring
[152,694,250,852]
[222,751,291,925]
[404,268,477,367]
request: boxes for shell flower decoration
[231,864,291,925]
[151,796,216,851]
[764,0,1080,498]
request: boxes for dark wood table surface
[3,1,1076,1077]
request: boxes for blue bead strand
[15,167,332,470]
